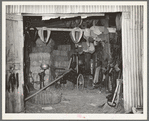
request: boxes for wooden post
[6,14,24,113]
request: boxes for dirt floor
[25,87,125,114]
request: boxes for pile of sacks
[29,53,52,90]
[32,38,55,53]
[52,45,71,77]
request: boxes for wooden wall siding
[6,16,24,113]
[5,5,144,112]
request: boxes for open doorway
[22,12,123,113]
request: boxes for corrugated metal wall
[6,5,130,13]
[5,5,144,112]
[122,5,144,112]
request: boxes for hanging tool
[115,79,122,108]
[107,71,122,107]
[7,67,16,92]
[16,73,19,89]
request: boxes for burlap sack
[52,50,61,56]
[54,56,69,61]
[60,50,68,56]
[29,53,50,61]
[58,45,71,51]
[32,46,52,53]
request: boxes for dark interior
[22,12,123,113]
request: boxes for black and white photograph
[2,1,147,120]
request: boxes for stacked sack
[52,45,71,77]
[29,53,52,90]
[32,38,55,53]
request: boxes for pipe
[25,69,72,101]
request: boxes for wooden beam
[36,27,116,33]
[22,13,105,17]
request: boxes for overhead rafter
[22,13,105,18]
[36,27,116,33]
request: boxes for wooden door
[5,14,24,113]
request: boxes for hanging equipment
[38,27,51,44]
[8,69,16,92]
[16,73,19,89]
[70,27,83,44]
[26,27,38,42]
